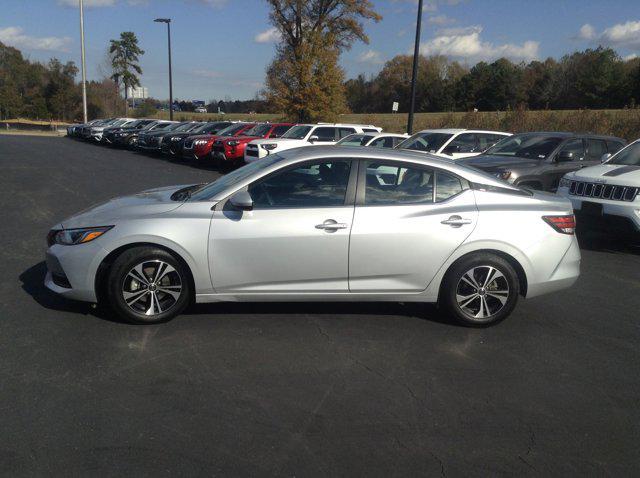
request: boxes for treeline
[345,47,640,114]
[0,41,125,121]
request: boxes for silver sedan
[45,146,580,326]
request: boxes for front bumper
[558,188,640,235]
[44,242,109,303]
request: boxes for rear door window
[364,161,434,205]
[338,127,356,139]
[586,139,607,161]
[476,133,506,152]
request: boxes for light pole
[79,0,88,123]
[407,0,423,135]
[154,18,173,121]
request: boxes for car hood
[57,184,196,229]
[566,163,640,183]
[188,134,220,141]
[460,154,542,171]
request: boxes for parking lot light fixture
[154,18,173,121]
[407,0,423,135]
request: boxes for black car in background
[111,120,174,148]
[136,122,201,153]
[162,121,232,159]
[102,119,155,144]
[460,132,627,192]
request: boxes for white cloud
[576,24,596,41]
[419,25,539,62]
[57,0,116,7]
[193,69,223,78]
[357,49,384,64]
[0,26,72,52]
[190,0,227,8]
[254,27,280,44]
[428,14,456,26]
[576,20,640,50]
[600,20,640,49]
[623,53,638,61]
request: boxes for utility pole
[154,18,173,121]
[79,0,88,123]
[407,0,423,135]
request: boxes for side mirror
[600,153,612,163]
[229,190,253,211]
[557,151,574,162]
[308,135,319,143]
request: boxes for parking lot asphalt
[1,134,639,476]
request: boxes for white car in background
[397,129,511,159]
[336,132,409,148]
[245,123,382,163]
[89,118,135,142]
[557,139,640,237]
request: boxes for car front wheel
[106,247,191,324]
[440,253,519,327]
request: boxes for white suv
[397,129,511,159]
[245,123,381,163]
[557,139,640,237]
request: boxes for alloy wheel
[122,260,182,316]
[455,266,510,320]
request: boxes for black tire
[106,246,192,324]
[439,252,519,327]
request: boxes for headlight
[194,139,209,146]
[261,143,278,151]
[227,140,239,146]
[48,226,113,246]
[496,171,512,180]
[171,137,182,141]
[559,177,572,189]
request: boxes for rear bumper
[526,237,581,298]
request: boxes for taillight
[543,215,576,235]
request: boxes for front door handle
[315,219,348,231]
[441,215,472,227]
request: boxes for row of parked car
[67,117,640,238]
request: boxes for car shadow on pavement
[19,262,125,323]
[20,261,455,326]
[577,231,640,255]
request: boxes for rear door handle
[315,219,348,231]
[441,215,472,227]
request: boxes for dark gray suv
[460,132,626,192]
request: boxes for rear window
[397,132,454,153]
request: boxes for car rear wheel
[106,247,191,324]
[440,253,519,327]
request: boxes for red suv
[182,123,256,161]
[210,123,294,170]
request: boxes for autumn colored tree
[109,32,144,116]
[263,0,381,122]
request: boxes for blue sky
[2,0,640,101]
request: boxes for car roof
[417,128,511,135]
[508,131,625,141]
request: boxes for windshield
[337,134,374,146]
[397,132,453,153]
[219,123,251,137]
[171,122,196,132]
[485,134,564,159]
[123,120,142,128]
[189,154,284,201]
[152,122,175,131]
[282,125,312,139]
[242,124,272,137]
[608,141,640,166]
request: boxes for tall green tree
[109,31,144,116]
[263,0,381,122]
